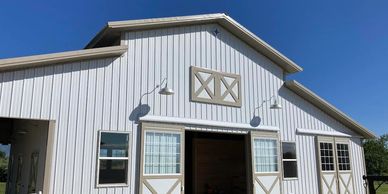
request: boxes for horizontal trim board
[0,45,128,72]
[85,13,302,74]
[139,115,279,132]
[285,80,376,139]
[296,128,351,138]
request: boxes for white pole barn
[0,13,374,194]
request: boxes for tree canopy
[364,134,388,175]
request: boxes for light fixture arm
[253,94,282,115]
[255,95,276,110]
[139,77,168,104]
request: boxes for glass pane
[144,131,181,174]
[319,142,334,171]
[100,132,129,157]
[336,143,351,171]
[282,142,296,159]
[99,160,128,184]
[283,161,298,178]
[253,139,278,173]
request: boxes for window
[282,142,298,178]
[144,131,181,174]
[336,143,351,171]
[98,132,130,185]
[319,142,335,171]
[253,138,278,173]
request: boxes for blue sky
[0,0,387,136]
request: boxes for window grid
[98,131,130,185]
[253,139,278,173]
[282,142,298,178]
[319,142,335,171]
[337,143,351,171]
[144,131,181,175]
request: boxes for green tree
[364,134,388,175]
[0,150,7,181]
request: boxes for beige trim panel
[85,13,302,74]
[190,66,241,107]
[285,80,376,139]
[0,45,127,72]
[42,120,56,194]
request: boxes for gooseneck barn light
[256,95,282,110]
[269,98,282,109]
[158,78,175,96]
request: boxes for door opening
[185,131,248,194]
[0,118,53,194]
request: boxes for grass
[375,181,388,194]
[0,182,5,194]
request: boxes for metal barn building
[0,14,375,194]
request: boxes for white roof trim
[296,128,351,138]
[139,115,279,132]
[86,13,302,74]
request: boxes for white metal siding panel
[0,23,366,194]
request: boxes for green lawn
[0,182,5,194]
[376,182,388,194]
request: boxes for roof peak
[86,13,303,74]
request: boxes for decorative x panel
[190,66,241,107]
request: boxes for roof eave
[285,80,376,139]
[0,45,128,72]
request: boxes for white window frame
[142,129,182,176]
[96,130,131,188]
[252,137,279,174]
[281,141,298,180]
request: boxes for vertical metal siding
[0,23,366,194]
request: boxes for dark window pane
[283,161,298,178]
[99,160,128,184]
[282,142,296,159]
[336,143,351,171]
[100,132,129,157]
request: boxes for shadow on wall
[250,115,262,127]
[129,103,150,123]
[278,85,354,136]
[0,57,115,82]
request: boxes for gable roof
[85,13,303,74]
[0,46,127,72]
[285,80,376,139]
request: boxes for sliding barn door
[317,136,338,194]
[140,123,184,194]
[250,131,281,194]
[335,138,354,194]
[317,137,354,194]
